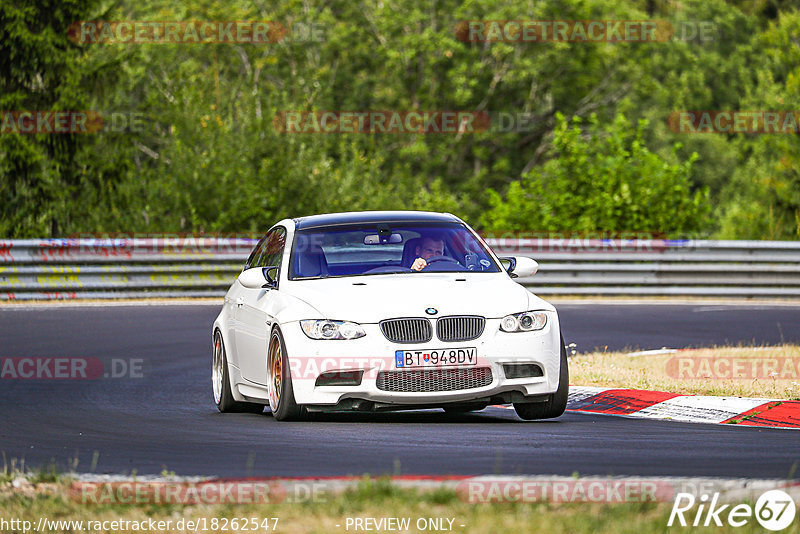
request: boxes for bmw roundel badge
[425,307,438,315]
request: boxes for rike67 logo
[669,490,796,531]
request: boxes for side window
[255,227,286,269]
[244,235,269,270]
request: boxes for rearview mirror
[364,233,403,245]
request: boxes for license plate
[394,348,477,368]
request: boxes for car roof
[293,211,461,230]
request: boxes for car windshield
[290,222,501,279]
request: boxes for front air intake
[376,367,493,392]
[502,363,544,379]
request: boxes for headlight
[499,311,547,332]
[300,320,366,340]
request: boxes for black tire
[443,403,488,413]
[513,335,569,420]
[267,328,303,421]
[213,330,265,414]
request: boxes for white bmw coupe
[212,211,568,421]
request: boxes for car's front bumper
[281,312,562,408]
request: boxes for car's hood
[282,273,553,323]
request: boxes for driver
[410,236,445,271]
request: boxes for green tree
[480,113,708,235]
[2,0,798,240]
[717,10,800,239]
[0,0,103,236]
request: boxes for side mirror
[239,267,278,289]
[500,256,538,279]
[499,257,517,276]
[264,266,279,289]
[238,268,266,289]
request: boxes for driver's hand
[411,258,427,271]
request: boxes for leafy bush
[481,113,708,235]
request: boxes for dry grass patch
[570,345,800,399]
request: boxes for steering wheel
[416,255,470,273]
[420,255,466,272]
[424,255,460,265]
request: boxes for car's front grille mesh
[379,318,432,344]
[376,367,493,392]
[380,316,487,343]
[436,316,485,342]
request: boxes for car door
[234,227,286,385]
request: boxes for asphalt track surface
[1,303,799,479]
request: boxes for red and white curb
[564,386,800,429]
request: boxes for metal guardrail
[1,238,800,300]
